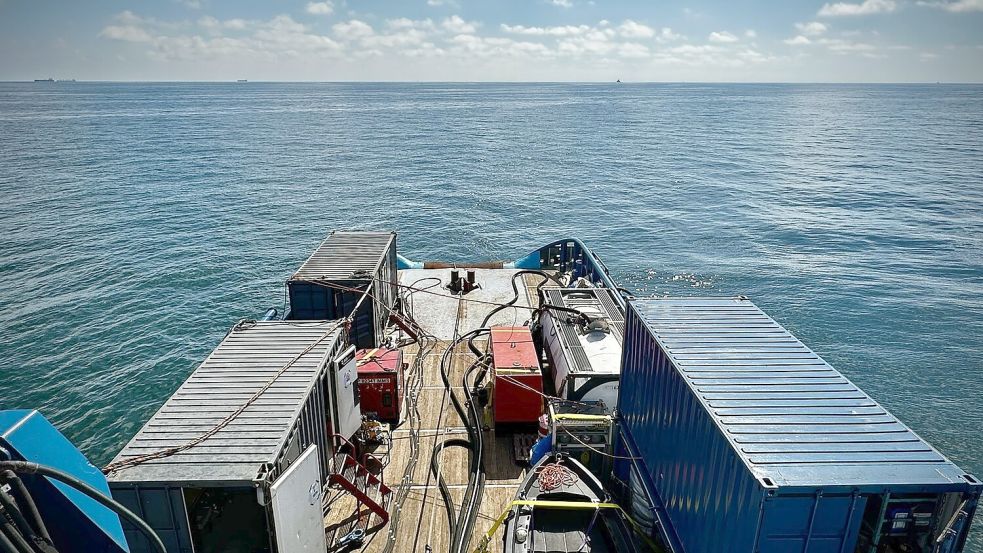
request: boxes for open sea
[1,82,981,546]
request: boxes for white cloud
[785,35,812,45]
[917,0,983,11]
[93,8,807,77]
[333,19,374,40]
[745,30,757,38]
[305,2,334,16]
[657,27,683,42]
[795,21,828,35]
[388,18,436,31]
[100,25,153,43]
[427,0,458,6]
[617,42,650,58]
[708,31,739,43]
[818,37,878,52]
[549,0,573,7]
[818,0,896,16]
[198,16,250,31]
[618,20,655,39]
[500,24,589,36]
[441,15,477,34]
[179,0,202,9]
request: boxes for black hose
[457,361,487,551]
[479,270,564,329]
[0,525,20,553]
[0,462,166,553]
[437,328,499,553]
[0,471,50,543]
[0,490,44,552]
[0,518,32,553]
[429,438,470,535]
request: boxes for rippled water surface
[1,82,982,545]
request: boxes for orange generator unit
[356,347,405,423]
[490,326,544,425]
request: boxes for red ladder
[329,452,393,524]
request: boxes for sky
[1,0,981,82]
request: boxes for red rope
[535,462,578,492]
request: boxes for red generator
[490,326,544,425]
[356,347,405,424]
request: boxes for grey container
[616,297,980,553]
[107,320,346,553]
[286,231,397,349]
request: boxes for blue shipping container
[616,297,980,553]
[287,231,397,348]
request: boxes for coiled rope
[535,462,579,492]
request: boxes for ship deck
[323,268,549,553]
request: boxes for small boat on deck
[502,453,649,553]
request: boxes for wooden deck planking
[324,269,548,552]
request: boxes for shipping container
[615,297,981,553]
[107,320,347,553]
[356,347,405,423]
[287,231,397,348]
[539,287,625,412]
[490,326,543,425]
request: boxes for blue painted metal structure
[615,297,980,553]
[0,410,130,552]
[508,238,624,308]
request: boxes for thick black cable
[0,518,32,553]
[429,438,470,536]
[479,270,564,329]
[0,472,50,544]
[458,360,487,551]
[0,525,21,553]
[0,462,166,553]
[0,490,45,553]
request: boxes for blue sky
[1,0,981,81]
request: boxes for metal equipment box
[547,400,613,478]
[539,287,625,412]
[491,326,544,425]
[356,347,405,423]
[107,320,347,553]
[616,297,981,553]
[287,231,397,348]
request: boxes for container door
[270,445,326,552]
[331,345,362,439]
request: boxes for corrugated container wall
[287,231,397,349]
[616,297,980,553]
[107,321,346,553]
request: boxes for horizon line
[4,79,982,85]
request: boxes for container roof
[107,321,343,485]
[631,297,971,489]
[290,231,395,281]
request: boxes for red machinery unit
[490,326,543,425]
[356,347,405,423]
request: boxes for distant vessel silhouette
[34,78,54,83]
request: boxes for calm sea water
[1,82,981,544]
